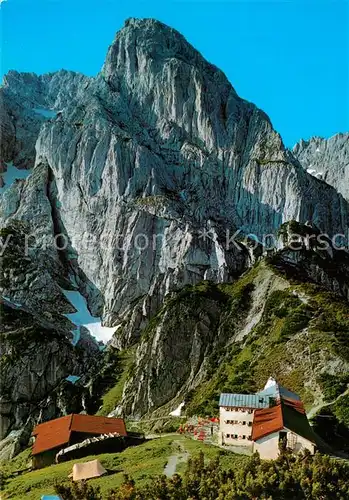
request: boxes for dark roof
[32,414,127,455]
[252,399,316,443]
[219,393,271,409]
[282,399,316,443]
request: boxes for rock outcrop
[1,19,348,347]
[0,298,95,458]
[0,70,91,168]
[121,253,349,419]
[293,133,349,202]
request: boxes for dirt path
[163,441,189,477]
[308,388,349,420]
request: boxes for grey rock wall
[1,19,348,345]
[293,133,349,202]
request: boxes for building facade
[252,398,316,459]
[253,429,316,460]
[218,393,271,447]
[219,378,316,458]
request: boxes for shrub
[55,450,349,499]
[55,481,103,500]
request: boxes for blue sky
[0,0,348,146]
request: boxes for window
[248,422,252,427]
[279,431,287,450]
[242,421,246,425]
[242,435,246,439]
[226,434,230,438]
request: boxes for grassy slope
[92,259,349,446]
[1,436,247,500]
[184,262,349,417]
[96,349,135,416]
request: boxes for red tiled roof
[252,398,315,443]
[71,414,127,436]
[252,404,283,441]
[281,397,306,413]
[32,414,127,456]
[32,415,73,456]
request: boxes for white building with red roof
[219,378,316,458]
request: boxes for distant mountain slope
[119,235,349,423]
[293,133,349,202]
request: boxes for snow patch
[71,328,81,346]
[169,402,185,417]
[307,168,323,180]
[33,108,57,119]
[61,288,117,344]
[0,162,31,194]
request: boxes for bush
[55,450,349,499]
[318,373,349,402]
[55,481,103,500]
[311,408,349,453]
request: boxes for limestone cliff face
[0,70,91,168]
[0,298,94,458]
[1,19,348,347]
[0,222,100,457]
[293,133,349,202]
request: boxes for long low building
[219,378,316,458]
[32,414,127,468]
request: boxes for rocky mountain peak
[101,17,244,150]
[104,17,224,79]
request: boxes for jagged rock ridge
[1,18,348,344]
[293,133,349,202]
